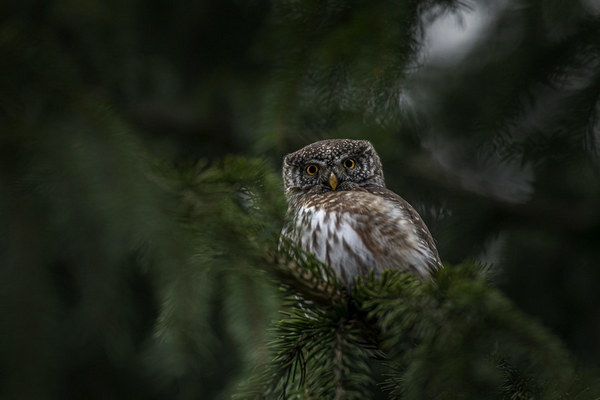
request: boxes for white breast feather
[289,199,436,285]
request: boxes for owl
[281,139,441,288]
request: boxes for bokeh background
[1,0,599,398]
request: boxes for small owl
[281,139,441,287]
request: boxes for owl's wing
[364,185,442,270]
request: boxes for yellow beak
[329,173,338,190]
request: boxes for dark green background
[1,0,599,398]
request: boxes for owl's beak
[329,172,338,190]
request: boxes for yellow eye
[343,158,356,169]
[306,164,319,175]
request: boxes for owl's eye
[343,158,356,169]
[306,164,319,175]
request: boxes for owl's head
[282,139,385,198]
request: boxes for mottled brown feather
[281,139,442,287]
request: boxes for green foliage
[2,0,600,398]
[237,259,599,399]
[144,158,284,399]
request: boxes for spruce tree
[1,0,599,399]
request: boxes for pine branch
[265,252,347,307]
[244,259,599,399]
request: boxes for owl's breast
[284,191,438,286]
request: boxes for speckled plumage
[281,139,441,287]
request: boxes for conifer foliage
[237,254,596,399]
[1,0,600,399]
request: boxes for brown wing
[364,185,442,270]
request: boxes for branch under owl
[264,252,348,307]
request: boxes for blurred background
[1,0,599,398]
